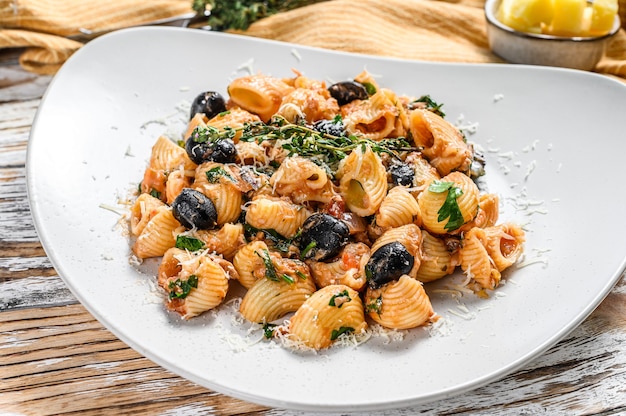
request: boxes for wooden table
[1,47,625,415]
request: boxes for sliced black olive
[313,119,346,137]
[328,81,369,106]
[171,188,218,230]
[365,242,414,289]
[189,91,227,120]
[299,213,350,261]
[185,136,237,164]
[388,163,415,187]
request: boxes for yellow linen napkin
[0,0,193,74]
[240,0,626,80]
[1,0,625,80]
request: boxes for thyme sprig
[192,0,331,31]
[240,116,419,175]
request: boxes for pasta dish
[128,70,525,350]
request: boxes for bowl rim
[484,0,622,42]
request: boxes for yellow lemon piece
[589,0,618,36]
[549,0,586,36]
[498,0,554,33]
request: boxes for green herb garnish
[362,82,377,95]
[243,224,293,252]
[366,295,383,315]
[428,180,464,231]
[168,275,199,300]
[413,95,446,117]
[149,189,161,199]
[330,326,354,341]
[300,240,317,259]
[205,166,236,183]
[175,235,205,251]
[328,290,352,308]
[255,249,294,284]
[263,323,277,339]
[192,0,330,31]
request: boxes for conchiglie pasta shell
[277,88,339,123]
[133,206,180,259]
[459,227,501,291]
[206,107,261,142]
[337,145,387,217]
[165,168,192,205]
[308,242,370,291]
[245,196,311,238]
[418,172,479,235]
[409,109,472,176]
[269,156,336,204]
[227,74,294,122]
[193,162,243,225]
[149,135,195,173]
[194,223,246,261]
[232,240,269,289]
[130,193,165,236]
[165,253,230,319]
[288,285,367,350]
[365,275,435,330]
[342,90,397,141]
[239,272,316,323]
[375,186,421,229]
[483,223,525,272]
[415,230,456,283]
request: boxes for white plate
[27,27,626,412]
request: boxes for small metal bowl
[485,0,621,70]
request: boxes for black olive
[313,119,346,137]
[328,81,369,106]
[365,242,414,289]
[388,163,415,187]
[185,137,237,165]
[299,213,350,261]
[189,91,227,120]
[171,188,218,230]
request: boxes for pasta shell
[288,285,367,350]
[418,172,479,235]
[459,227,501,291]
[375,186,421,229]
[365,275,435,330]
[130,193,165,236]
[193,223,246,261]
[149,135,195,173]
[232,240,269,289]
[165,168,192,205]
[245,196,311,238]
[409,109,472,176]
[342,90,398,141]
[415,230,456,283]
[193,162,243,225]
[132,206,180,259]
[269,156,336,204]
[277,88,339,123]
[483,223,525,272]
[308,242,370,291]
[206,107,261,143]
[159,249,230,319]
[239,266,316,323]
[227,74,294,122]
[337,145,387,217]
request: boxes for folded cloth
[1,0,625,80]
[0,0,193,74]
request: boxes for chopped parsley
[190,125,235,144]
[412,95,446,118]
[175,235,205,251]
[299,240,317,259]
[244,224,294,252]
[330,326,354,341]
[361,82,377,95]
[205,166,236,183]
[328,290,352,308]
[149,189,161,199]
[263,323,276,339]
[168,275,198,300]
[255,249,294,284]
[366,295,383,315]
[428,180,464,231]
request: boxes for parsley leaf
[254,249,294,284]
[263,323,276,339]
[413,95,446,117]
[205,166,236,183]
[168,275,199,300]
[366,295,383,315]
[328,290,352,308]
[175,235,205,251]
[330,326,354,341]
[428,180,465,231]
